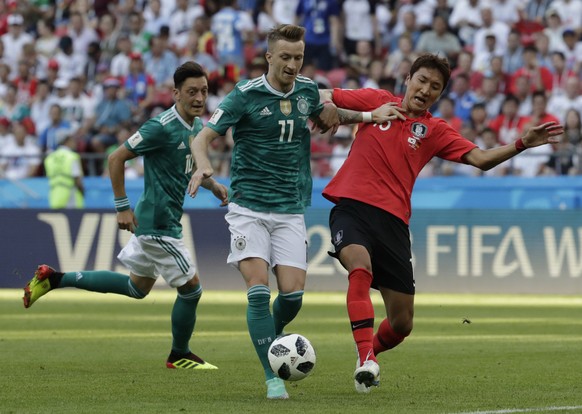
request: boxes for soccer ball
[268,333,316,381]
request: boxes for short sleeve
[434,120,478,162]
[124,118,165,155]
[207,87,246,135]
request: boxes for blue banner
[2,209,581,294]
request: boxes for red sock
[347,268,376,365]
[373,318,406,355]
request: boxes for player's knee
[391,317,413,337]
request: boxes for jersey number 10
[185,154,194,174]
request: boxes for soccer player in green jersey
[23,61,228,370]
[187,24,398,399]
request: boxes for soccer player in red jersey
[319,53,564,393]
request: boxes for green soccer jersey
[207,74,324,214]
[124,106,202,239]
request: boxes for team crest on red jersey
[411,122,428,138]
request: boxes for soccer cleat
[166,352,218,370]
[266,377,289,400]
[23,265,59,309]
[354,360,380,393]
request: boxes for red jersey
[323,88,478,224]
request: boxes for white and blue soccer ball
[268,333,316,381]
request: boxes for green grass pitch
[1,290,582,414]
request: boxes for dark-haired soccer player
[23,62,228,370]
[187,24,397,399]
[320,53,564,393]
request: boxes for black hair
[410,54,451,91]
[174,61,208,89]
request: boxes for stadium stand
[0,0,581,180]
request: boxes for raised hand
[522,122,564,148]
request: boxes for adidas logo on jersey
[259,107,272,116]
[177,142,186,150]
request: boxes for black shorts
[329,198,415,294]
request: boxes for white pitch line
[456,406,582,414]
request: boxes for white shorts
[117,234,196,288]
[226,202,308,271]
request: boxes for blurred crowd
[0,0,581,181]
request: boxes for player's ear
[265,51,272,65]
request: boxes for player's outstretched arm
[336,103,406,125]
[463,121,564,171]
[318,89,406,125]
[188,126,220,198]
[108,144,139,233]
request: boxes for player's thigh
[118,235,158,290]
[140,235,196,288]
[329,199,374,270]
[225,203,272,267]
[270,212,308,271]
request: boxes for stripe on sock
[248,284,271,298]
[278,290,304,301]
[128,279,146,299]
[178,286,202,301]
[350,318,374,331]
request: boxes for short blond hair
[267,24,305,51]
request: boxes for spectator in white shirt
[272,0,300,25]
[67,11,100,58]
[144,0,170,36]
[550,0,582,33]
[59,77,96,137]
[449,0,483,47]
[489,0,521,26]
[110,35,132,78]
[0,120,41,180]
[54,36,86,81]
[473,6,510,58]
[30,80,55,135]
[547,76,582,123]
[169,0,204,51]
[1,14,34,79]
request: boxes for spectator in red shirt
[319,53,563,394]
[488,94,529,144]
[520,90,561,132]
[510,45,553,95]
